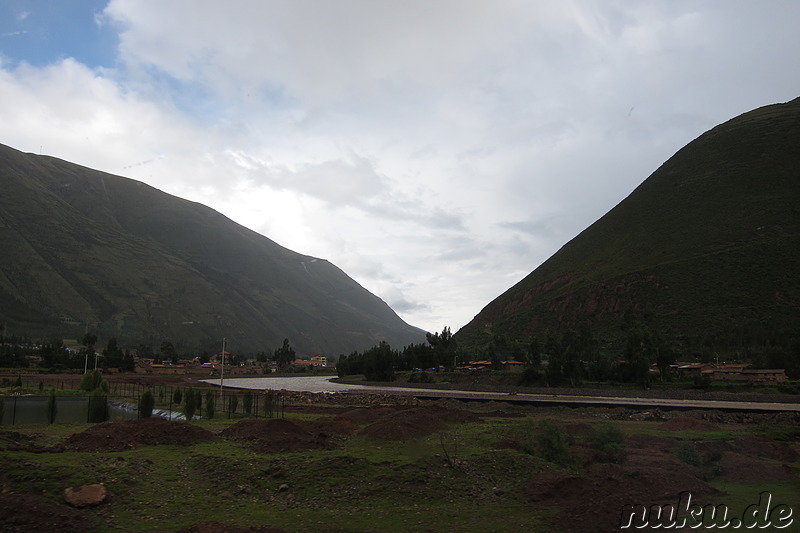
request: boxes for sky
[1,1,799,335]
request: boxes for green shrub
[537,419,571,466]
[183,388,196,421]
[87,389,108,423]
[264,390,276,418]
[227,394,239,417]
[518,366,543,386]
[589,422,625,463]
[204,391,215,419]
[139,390,155,418]
[408,371,435,384]
[172,388,183,404]
[242,390,253,415]
[46,389,57,424]
[677,440,701,466]
[79,370,103,392]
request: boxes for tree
[242,390,253,416]
[273,339,296,367]
[204,390,215,419]
[160,341,178,364]
[80,370,104,392]
[82,332,97,373]
[363,341,395,381]
[87,389,108,423]
[104,338,124,370]
[624,326,655,386]
[139,390,155,418]
[227,394,239,417]
[526,336,542,367]
[426,327,458,369]
[46,388,58,424]
[183,388,197,421]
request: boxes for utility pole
[219,337,226,395]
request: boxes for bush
[139,390,155,418]
[204,391,215,419]
[408,371,435,384]
[518,366,543,386]
[227,394,239,417]
[183,388,196,421]
[677,440,701,466]
[46,389,57,424]
[692,375,712,390]
[589,422,625,463]
[0,397,4,425]
[537,419,571,466]
[87,390,108,423]
[173,388,183,404]
[242,390,253,415]
[79,370,101,391]
[264,390,276,418]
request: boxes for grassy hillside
[0,144,425,355]
[456,98,800,357]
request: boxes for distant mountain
[0,143,426,355]
[456,98,800,356]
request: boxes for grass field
[1,396,799,533]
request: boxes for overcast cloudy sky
[1,1,799,334]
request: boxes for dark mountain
[0,143,426,355]
[456,98,800,356]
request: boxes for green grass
[2,408,798,532]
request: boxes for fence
[0,379,286,425]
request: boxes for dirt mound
[221,417,354,453]
[177,522,287,533]
[357,405,481,441]
[625,433,676,453]
[525,449,720,532]
[565,423,593,438]
[719,452,796,483]
[63,418,215,452]
[307,415,358,437]
[731,435,799,462]
[0,493,97,532]
[339,406,411,425]
[0,430,34,450]
[659,416,718,431]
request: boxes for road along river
[202,376,800,413]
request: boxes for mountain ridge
[0,143,426,355]
[455,97,800,357]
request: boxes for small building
[501,360,525,372]
[714,368,787,383]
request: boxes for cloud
[2,1,800,334]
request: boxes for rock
[63,483,107,508]
[278,483,289,492]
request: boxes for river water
[201,375,432,394]
[200,375,366,392]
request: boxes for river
[201,375,385,393]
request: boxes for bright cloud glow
[1,1,799,333]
